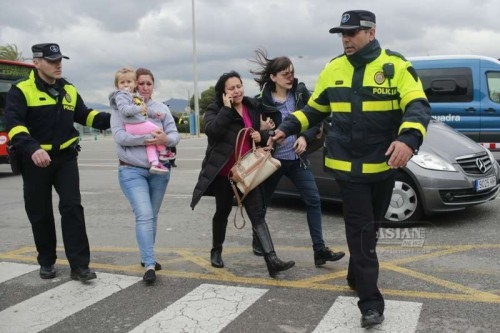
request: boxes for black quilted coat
[190,97,268,209]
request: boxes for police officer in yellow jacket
[270,11,431,328]
[5,43,111,282]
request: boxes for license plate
[475,175,497,191]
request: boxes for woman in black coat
[190,71,294,278]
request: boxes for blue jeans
[264,158,325,251]
[118,165,170,268]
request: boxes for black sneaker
[314,247,345,266]
[70,267,97,282]
[361,309,384,328]
[140,261,162,271]
[39,265,56,279]
[143,269,156,283]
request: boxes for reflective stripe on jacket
[279,43,431,182]
[6,70,110,157]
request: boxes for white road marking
[313,296,422,333]
[0,272,140,333]
[129,283,268,333]
[0,262,38,283]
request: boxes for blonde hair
[114,66,136,88]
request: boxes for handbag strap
[234,127,255,160]
[231,184,246,229]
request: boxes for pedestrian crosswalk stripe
[0,263,427,332]
[0,272,141,333]
[0,262,38,284]
[312,296,422,333]
[129,283,268,333]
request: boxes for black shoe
[39,265,56,279]
[70,267,97,282]
[140,261,162,271]
[210,248,224,268]
[347,278,356,291]
[143,269,156,283]
[361,309,384,328]
[170,162,177,167]
[314,247,345,266]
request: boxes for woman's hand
[146,129,168,145]
[293,136,308,155]
[260,115,275,130]
[222,93,233,108]
[251,130,262,143]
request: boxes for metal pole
[191,0,200,137]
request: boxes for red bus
[0,59,34,172]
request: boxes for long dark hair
[250,48,293,91]
[214,70,242,106]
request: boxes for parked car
[274,119,500,223]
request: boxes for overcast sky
[1,0,499,107]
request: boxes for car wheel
[384,172,423,223]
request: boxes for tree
[190,86,215,115]
[0,44,24,61]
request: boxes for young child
[109,67,175,174]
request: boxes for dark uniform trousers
[20,148,90,270]
[337,173,395,315]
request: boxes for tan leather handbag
[229,128,281,228]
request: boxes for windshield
[0,81,12,132]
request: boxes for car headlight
[410,152,457,171]
[484,146,497,164]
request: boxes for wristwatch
[268,130,275,136]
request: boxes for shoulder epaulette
[385,49,407,61]
[328,53,345,63]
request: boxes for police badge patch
[374,71,385,85]
[64,93,72,103]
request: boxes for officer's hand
[32,149,51,168]
[267,129,286,146]
[386,141,413,168]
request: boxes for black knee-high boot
[211,218,227,268]
[252,231,263,256]
[253,223,295,277]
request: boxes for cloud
[1,0,499,106]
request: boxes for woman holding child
[111,67,179,283]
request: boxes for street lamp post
[191,0,200,137]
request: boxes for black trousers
[20,149,90,270]
[211,175,266,247]
[337,173,395,315]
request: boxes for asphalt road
[1,134,499,332]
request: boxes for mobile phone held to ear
[224,93,233,106]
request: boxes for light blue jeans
[118,165,170,268]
